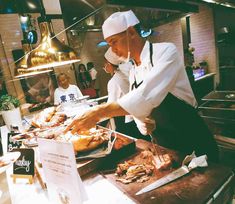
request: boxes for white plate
[0,152,21,174]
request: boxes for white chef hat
[104,47,123,65]
[102,10,140,39]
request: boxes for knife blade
[136,165,190,195]
[136,154,208,196]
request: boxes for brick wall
[150,5,218,83]
[190,5,218,80]
[152,20,184,60]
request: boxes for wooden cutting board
[103,139,235,204]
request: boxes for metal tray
[201,116,235,138]
[199,100,235,120]
[202,91,235,102]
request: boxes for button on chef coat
[118,41,197,121]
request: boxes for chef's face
[106,31,129,59]
[58,75,69,89]
[103,61,117,75]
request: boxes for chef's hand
[64,108,100,134]
[137,118,156,135]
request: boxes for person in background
[94,68,111,97]
[87,62,97,89]
[77,64,91,89]
[104,48,149,140]
[66,10,218,162]
[54,73,83,105]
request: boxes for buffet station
[0,100,235,204]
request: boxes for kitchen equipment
[199,91,235,137]
[135,154,208,195]
[199,90,235,169]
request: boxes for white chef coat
[54,84,83,105]
[107,70,129,103]
[118,41,197,121]
[107,62,133,123]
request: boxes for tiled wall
[0,14,25,102]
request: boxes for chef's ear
[128,26,138,39]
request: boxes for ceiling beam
[106,0,199,13]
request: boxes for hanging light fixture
[26,16,80,70]
[14,39,53,78]
[14,0,105,78]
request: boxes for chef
[104,48,148,140]
[66,10,218,162]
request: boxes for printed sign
[38,138,87,204]
[7,133,22,152]
[13,148,34,176]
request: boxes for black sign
[7,133,22,152]
[13,148,34,176]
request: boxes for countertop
[195,73,216,82]
[0,126,134,204]
[1,126,234,204]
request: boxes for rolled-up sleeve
[118,43,182,120]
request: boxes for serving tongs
[149,134,166,163]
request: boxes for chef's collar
[138,41,151,67]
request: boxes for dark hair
[134,23,142,36]
[78,71,91,82]
[87,62,94,70]
[57,73,69,81]
[78,64,87,72]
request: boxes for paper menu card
[38,138,87,204]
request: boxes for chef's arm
[65,102,128,134]
[118,43,181,120]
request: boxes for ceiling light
[27,2,36,9]
[26,17,80,71]
[202,0,216,3]
[20,15,29,23]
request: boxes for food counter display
[0,104,234,204]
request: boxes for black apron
[131,43,219,162]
